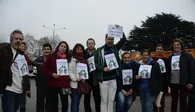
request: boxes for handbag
[77,81,92,95]
[60,88,72,95]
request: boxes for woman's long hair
[72,43,86,60]
[52,41,71,62]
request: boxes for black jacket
[136,60,162,96]
[167,51,195,86]
[0,43,30,93]
[33,56,48,88]
[152,57,169,92]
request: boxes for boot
[20,108,26,112]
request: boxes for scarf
[76,53,86,64]
[138,58,153,65]
[57,51,66,59]
[153,53,165,59]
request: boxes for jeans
[116,91,133,112]
[2,90,21,112]
[19,92,26,112]
[36,87,47,112]
[170,83,188,112]
[99,79,117,112]
[140,90,155,112]
[46,87,68,112]
[70,88,81,112]
[84,84,100,112]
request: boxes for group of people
[0,29,195,112]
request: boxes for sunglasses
[13,38,23,41]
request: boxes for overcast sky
[0,0,195,48]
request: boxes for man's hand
[104,67,110,72]
[26,91,31,98]
[127,89,133,95]
[122,89,128,96]
[136,75,141,80]
[52,73,60,79]
[186,84,193,90]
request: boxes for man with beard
[94,29,126,112]
[0,30,30,112]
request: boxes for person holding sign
[136,49,162,112]
[84,38,100,112]
[0,30,31,112]
[43,41,71,112]
[167,39,195,112]
[94,25,126,112]
[152,44,169,112]
[32,43,52,112]
[116,52,137,112]
[69,43,88,112]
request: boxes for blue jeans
[116,91,133,112]
[71,88,81,112]
[2,90,21,112]
[140,90,155,112]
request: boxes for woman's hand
[122,89,128,96]
[136,75,141,80]
[52,73,60,78]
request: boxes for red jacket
[43,54,70,88]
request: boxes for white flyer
[77,63,89,79]
[138,65,152,79]
[171,56,180,70]
[157,59,166,73]
[122,69,133,85]
[56,59,68,76]
[16,54,29,76]
[107,24,123,38]
[87,56,96,72]
[105,53,119,70]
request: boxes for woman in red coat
[43,41,71,112]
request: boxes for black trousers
[46,87,68,112]
[188,94,195,112]
[84,84,101,112]
[36,87,47,112]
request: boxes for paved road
[0,79,173,112]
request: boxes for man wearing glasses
[0,30,30,112]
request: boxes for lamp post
[42,24,66,49]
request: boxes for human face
[19,44,26,52]
[156,46,164,56]
[11,33,23,49]
[105,37,114,47]
[123,54,131,64]
[173,41,182,53]
[58,43,67,54]
[43,47,51,56]
[141,52,150,63]
[87,40,95,50]
[76,47,83,54]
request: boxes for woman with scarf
[152,44,169,112]
[116,52,137,112]
[136,49,162,112]
[43,41,71,112]
[167,39,195,112]
[69,43,87,112]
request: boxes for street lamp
[42,24,66,49]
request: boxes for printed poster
[157,59,166,73]
[105,53,119,70]
[108,24,123,38]
[171,56,180,70]
[77,63,89,79]
[138,65,152,79]
[56,59,68,76]
[16,54,29,76]
[87,56,96,72]
[122,69,133,85]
